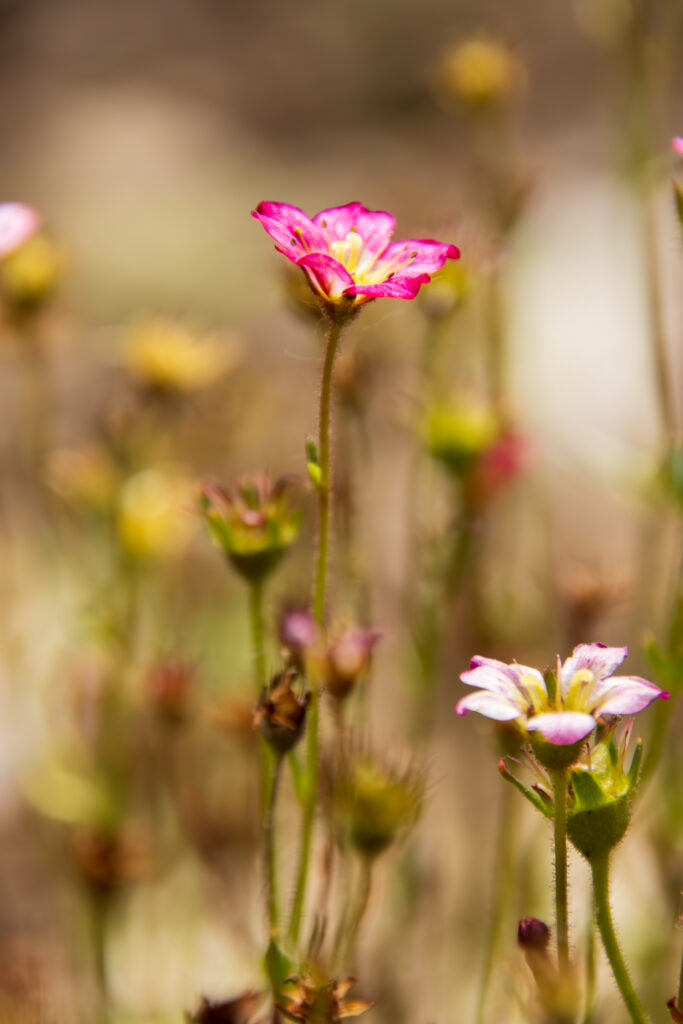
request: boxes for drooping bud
[253,670,309,756]
[200,475,303,584]
[517,917,550,951]
[518,916,578,1022]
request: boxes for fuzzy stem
[265,752,283,938]
[312,318,343,623]
[342,857,374,966]
[591,853,651,1024]
[583,906,596,1024]
[551,767,570,973]
[289,318,344,947]
[475,783,516,1024]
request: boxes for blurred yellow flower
[123,318,239,394]
[423,397,500,476]
[117,467,195,561]
[437,36,525,110]
[1,233,64,309]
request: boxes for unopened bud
[518,917,550,951]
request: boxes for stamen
[330,239,351,267]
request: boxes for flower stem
[551,767,570,974]
[342,856,374,967]
[249,579,267,693]
[591,853,651,1024]
[475,783,516,1024]
[265,751,283,937]
[289,317,343,947]
[312,318,343,623]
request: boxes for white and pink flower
[456,643,668,746]
[252,201,459,307]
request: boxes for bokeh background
[0,1,682,1022]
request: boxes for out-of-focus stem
[551,767,570,974]
[591,853,650,1024]
[342,857,374,967]
[475,783,517,1024]
[486,266,506,418]
[265,752,283,937]
[289,318,343,947]
[641,193,676,439]
[249,580,267,693]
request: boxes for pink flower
[0,204,38,259]
[673,137,683,158]
[252,201,459,307]
[456,643,669,746]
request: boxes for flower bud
[123,318,239,395]
[253,670,309,756]
[279,608,318,669]
[324,627,381,701]
[423,398,499,479]
[200,475,303,584]
[333,753,423,858]
[1,233,63,311]
[667,998,683,1023]
[567,735,642,861]
[437,36,526,111]
[517,917,550,950]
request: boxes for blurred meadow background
[0,0,682,1022]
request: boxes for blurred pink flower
[0,203,38,259]
[252,201,459,306]
[456,643,668,745]
[672,137,683,158]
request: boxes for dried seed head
[253,670,309,755]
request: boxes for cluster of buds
[253,669,309,756]
[279,609,380,703]
[123,318,239,396]
[423,397,526,511]
[200,475,303,584]
[332,751,423,858]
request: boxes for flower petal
[560,643,628,692]
[591,675,670,715]
[527,711,596,745]
[0,203,38,258]
[456,690,523,721]
[314,202,396,256]
[673,137,683,157]
[378,238,460,279]
[344,275,430,300]
[461,655,525,693]
[251,202,326,262]
[295,252,354,300]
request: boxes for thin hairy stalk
[591,853,650,1024]
[289,318,344,946]
[641,195,676,439]
[341,857,374,967]
[583,910,596,1024]
[475,784,517,1024]
[551,768,570,973]
[265,752,283,937]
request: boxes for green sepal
[264,939,294,998]
[498,759,553,819]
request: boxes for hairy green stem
[475,783,516,1024]
[289,318,344,947]
[551,768,570,973]
[583,906,596,1024]
[312,319,343,623]
[591,853,650,1023]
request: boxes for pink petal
[345,275,430,300]
[560,643,628,691]
[377,238,460,279]
[461,656,525,694]
[456,690,523,721]
[251,202,326,262]
[591,675,670,716]
[295,252,354,300]
[673,137,683,157]
[527,711,596,745]
[0,203,38,258]
[314,202,396,257]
